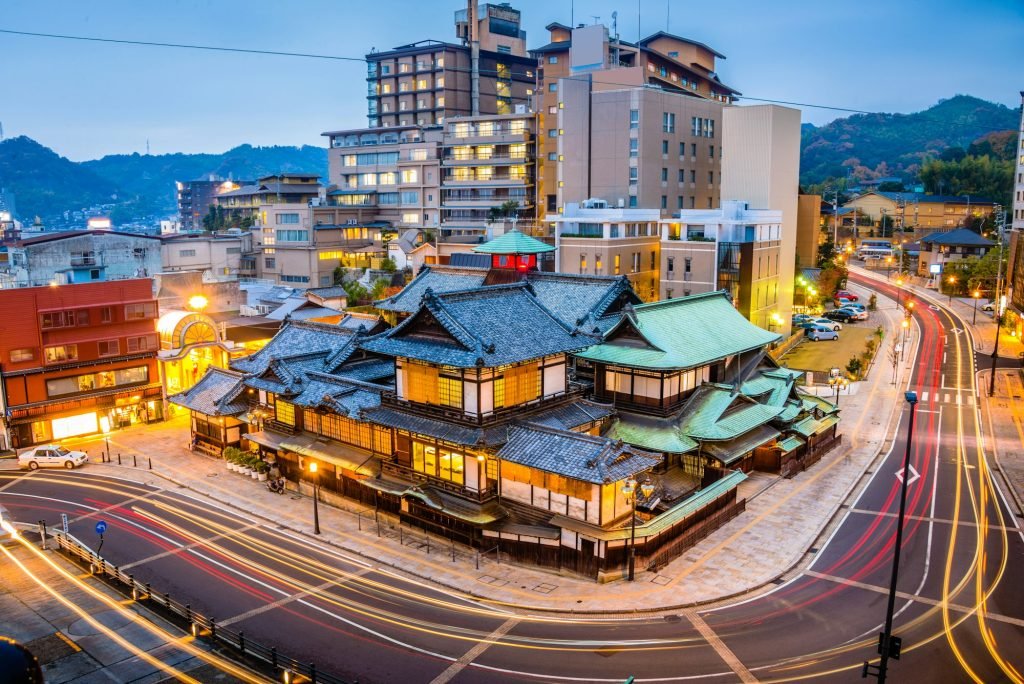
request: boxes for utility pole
[863,391,918,683]
[832,189,839,248]
[468,0,480,116]
[990,210,1007,396]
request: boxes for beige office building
[555,84,723,217]
[720,105,801,337]
[796,194,822,268]
[161,232,251,277]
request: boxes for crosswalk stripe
[944,393,951,403]
[955,394,962,405]
[969,396,975,406]
[921,391,929,401]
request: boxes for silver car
[19,445,89,470]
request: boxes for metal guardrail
[48,529,351,684]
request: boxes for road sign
[895,464,920,486]
[95,520,107,535]
[61,513,69,535]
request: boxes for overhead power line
[0,28,364,62]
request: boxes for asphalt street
[1,272,1022,683]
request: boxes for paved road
[2,273,1022,683]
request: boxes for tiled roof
[332,358,394,383]
[527,399,614,431]
[169,368,247,416]
[306,286,348,298]
[680,385,783,440]
[576,291,781,369]
[497,424,661,484]
[377,265,641,330]
[605,414,698,454]
[376,265,488,313]
[361,406,506,447]
[867,191,996,205]
[361,283,593,368]
[919,228,995,247]
[231,320,358,375]
[472,230,555,255]
[289,373,382,415]
[701,424,780,465]
[528,273,640,328]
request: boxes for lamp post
[946,275,956,306]
[829,374,849,407]
[863,391,918,682]
[972,290,981,325]
[308,461,321,535]
[899,318,910,363]
[885,256,893,279]
[895,277,904,311]
[621,477,655,581]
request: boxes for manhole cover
[663,614,682,623]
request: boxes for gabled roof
[168,368,248,417]
[527,273,640,329]
[289,372,382,415]
[361,282,592,368]
[498,424,661,484]
[854,191,996,205]
[231,320,358,375]
[639,31,726,59]
[576,291,781,370]
[472,230,555,255]
[376,265,488,313]
[678,384,784,441]
[919,228,994,247]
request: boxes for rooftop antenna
[666,0,670,31]
[146,138,150,155]
[637,0,641,42]
[570,0,574,27]
[0,121,4,139]
[612,11,618,38]
[591,15,600,25]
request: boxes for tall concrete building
[555,84,723,215]
[531,23,739,215]
[1013,91,1024,234]
[176,177,250,232]
[366,3,536,128]
[1006,91,1024,329]
[720,105,801,337]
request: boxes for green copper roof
[472,230,555,255]
[605,415,699,454]
[678,384,784,441]
[777,435,805,453]
[576,291,782,370]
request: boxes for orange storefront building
[0,279,163,450]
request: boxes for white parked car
[19,445,89,470]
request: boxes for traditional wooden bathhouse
[173,231,839,580]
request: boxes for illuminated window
[401,169,419,184]
[44,344,78,364]
[438,375,462,408]
[411,148,428,161]
[275,400,295,426]
[379,172,397,185]
[10,348,34,363]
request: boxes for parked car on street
[837,307,869,321]
[807,316,842,331]
[18,445,88,470]
[806,325,840,341]
[836,290,859,301]
[838,302,867,312]
[982,302,995,312]
[824,310,855,324]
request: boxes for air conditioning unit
[514,104,527,114]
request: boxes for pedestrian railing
[49,529,352,684]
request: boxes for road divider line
[430,617,521,684]
[69,488,164,524]
[219,570,372,627]
[0,470,37,491]
[804,570,1024,628]
[684,610,757,682]
[846,508,1016,532]
[118,520,264,571]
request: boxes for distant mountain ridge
[0,136,328,221]
[800,94,1019,185]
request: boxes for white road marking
[921,391,930,401]
[895,464,920,486]
[430,617,521,684]
[685,610,758,682]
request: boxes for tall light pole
[895,277,904,311]
[308,461,321,535]
[972,290,981,325]
[989,233,1007,396]
[621,477,654,581]
[830,375,849,407]
[946,275,956,306]
[899,318,910,363]
[863,391,918,682]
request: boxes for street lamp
[829,374,849,407]
[308,461,321,535]
[899,318,910,363]
[863,391,918,683]
[972,290,981,325]
[621,477,655,581]
[885,256,893,278]
[946,275,956,306]
[895,277,904,310]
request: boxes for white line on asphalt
[804,570,1024,628]
[68,489,164,524]
[118,521,264,571]
[219,570,372,627]
[955,393,962,405]
[921,391,930,401]
[684,610,758,682]
[0,470,37,492]
[430,617,521,684]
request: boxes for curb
[976,369,1024,519]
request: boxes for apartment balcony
[442,155,531,167]
[442,176,533,188]
[446,130,532,145]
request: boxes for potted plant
[249,456,261,480]
[255,461,269,482]
[223,447,239,471]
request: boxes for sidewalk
[978,369,1024,519]
[0,539,235,683]
[5,297,912,614]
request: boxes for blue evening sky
[1,0,1021,160]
